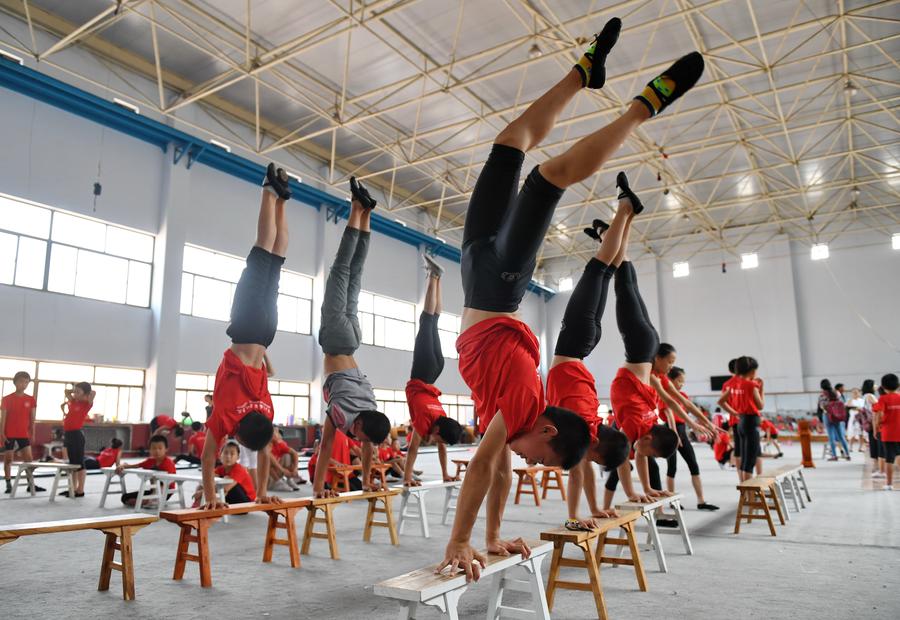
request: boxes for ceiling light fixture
[843,79,858,97]
[528,43,542,59]
[811,243,829,261]
[741,253,759,269]
[558,276,573,292]
[673,261,690,278]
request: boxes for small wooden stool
[735,478,782,536]
[537,466,566,501]
[302,502,339,559]
[451,459,469,478]
[513,466,541,506]
[363,493,400,546]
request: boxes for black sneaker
[616,171,644,215]
[656,518,678,528]
[634,51,705,118]
[262,163,292,200]
[576,17,622,90]
[697,502,720,511]
[583,218,610,241]
[350,176,376,210]
[58,490,84,498]
[28,485,46,493]
[4,485,11,494]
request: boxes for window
[181,245,313,334]
[438,313,461,360]
[359,291,415,351]
[673,261,690,278]
[0,193,154,306]
[374,388,474,427]
[810,243,829,261]
[0,357,144,423]
[175,372,311,427]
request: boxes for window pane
[93,385,118,422]
[280,272,312,299]
[176,373,209,390]
[128,387,143,422]
[358,292,373,313]
[180,274,194,314]
[183,246,244,282]
[438,313,460,332]
[106,226,154,262]
[374,295,413,321]
[277,294,298,333]
[272,395,294,425]
[126,260,151,307]
[296,396,310,422]
[439,330,458,359]
[94,367,144,386]
[374,315,385,346]
[74,250,128,304]
[36,381,67,420]
[47,243,77,294]
[0,231,17,284]
[384,318,414,351]
[298,299,312,335]
[360,312,374,345]
[191,276,232,321]
[374,389,395,400]
[0,358,37,379]
[14,237,47,289]
[182,391,208,420]
[0,196,51,238]
[52,212,106,252]
[38,362,95,382]
[278,381,309,396]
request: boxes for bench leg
[263,508,301,568]
[791,474,806,509]
[98,531,117,592]
[26,468,35,496]
[398,601,418,619]
[49,469,61,502]
[734,490,746,534]
[422,588,466,620]
[301,504,340,559]
[523,553,551,620]
[134,478,148,512]
[623,521,649,592]
[414,492,430,539]
[119,526,136,600]
[768,486,786,526]
[173,520,214,587]
[325,504,339,559]
[97,526,137,600]
[579,539,608,620]
[797,470,812,502]
[177,480,187,508]
[557,471,566,501]
[398,491,410,534]
[644,513,668,573]
[757,490,777,537]
[67,471,76,500]
[530,475,541,507]
[11,467,25,498]
[100,471,113,508]
[442,486,458,525]
[545,542,564,611]
[514,474,524,505]
[776,482,792,521]
[670,500,694,555]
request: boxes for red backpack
[825,397,847,424]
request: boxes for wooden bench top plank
[615,492,685,513]
[763,464,802,477]
[160,498,312,522]
[17,462,80,470]
[541,511,642,542]
[391,481,462,492]
[375,540,551,602]
[1,513,157,538]
[311,489,400,505]
[738,477,776,489]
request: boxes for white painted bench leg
[67,470,76,500]
[134,477,148,513]
[671,500,694,555]
[417,491,430,539]
[797,470,811,502]
[775,481,791,522]
[49,468,60,502]
[398,491,410,534]
[219,486,229,523]
[176,480,186,508]
[25,467,35,496]
[398,601,418,619]
[10,466,25,498]
[486,572,505,620]
[791,474,806,509]
[442,486,458,525]
[99,470,113,507]
[645,512,668,573]
[524,554,551,620]
[422,587,466,620]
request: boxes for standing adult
[860,379,884,477]
[819,379,850,461]
[845,387,866,453]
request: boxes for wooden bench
[329,463,392,492]
[395,481,463,538]
[375,539,552,620]
[451,458,469,478]
[615,493,693,573]
[101,468,232,518]
[735,477,785,536]
[537,466,566,501]
[0,513,157,600]
[301,489,400,560]
[541,511,646,620]
[762,463,810,514]
[11,462,80,501]
[160,498,312,587]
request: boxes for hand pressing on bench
[202,499,229,511]
[257,494,283,505]
[627,493,652,503]
[487,537,531,560]
[315,488,339,499]
[443,475,461,483]
[403,478,422,487]
[592,509,620,519]
[648,489,674,499]
[438,541,487,582]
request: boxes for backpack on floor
[825,398,847,424]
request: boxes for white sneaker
[883,485,893,491]
[423,254,444,277]
[270,479,293,492]
[872,472,886,479]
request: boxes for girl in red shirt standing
[59,381,95,497]
[718,356,765,481]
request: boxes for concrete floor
[0,443,897,620]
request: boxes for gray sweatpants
[318,227,370,355]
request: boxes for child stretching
[59,382,95,497]
[313,178,391,499]
[873,373,900,490]
[200,164,291,509]
[118,434,176,506]
[403,259,464,486]
[84,437,124,470]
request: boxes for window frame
[359,290,417,352]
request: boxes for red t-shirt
[760,418,777,435]
[207,349,274,442]
[153,415,178,431]
[713,431,730,461]
[187,432,207,456]
[271,439,291,459]
[546,361,600,441]
[874,393,900,442]
[309,430,353,486]
[727,377,759,416]
[216,462,256,502]
[137,456,177,489]
[457,318,544,440]
[378,446,395,462]
[1,392,36,438]
[64,399,93,431]
[721,376,739,426]
[609,367,659,443]
[97,447,120,468]
[655,375,686,424]
[406,379,446,439]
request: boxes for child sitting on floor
[268,427,306,490]
[118,435,176,506]
[84,437,123,470]
[193,441,256,505]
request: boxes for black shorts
[64,430,85,470]
[226,246,285,347]
[732,425,743,457]
[884,441,900,462]
[2,437,30,452]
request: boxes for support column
[143,148,190,419]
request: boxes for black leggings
[667,423,700,478]
[868,428,883,459]
[174,454,202,466]
[554,258,615,358]
[227,246,284,347]
[121,490,172,505]
[605,457,662,492]
[410,312,444,384]
[717,449,733,466]
[614,262,660,364]
[739,415,761,473]
[225,484,252,504]
[461,144,565,312]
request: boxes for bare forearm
[449,458,493,544]
[484,468,509,541]
[581,461,600,513]
[313,431,336,492]
[635,454,652,493]
[566,465,583,519]
[257,450,270,498]
[361,443,374,486]
[618,460,637,498]
[437,442,450,478]
[403,433,421,482]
